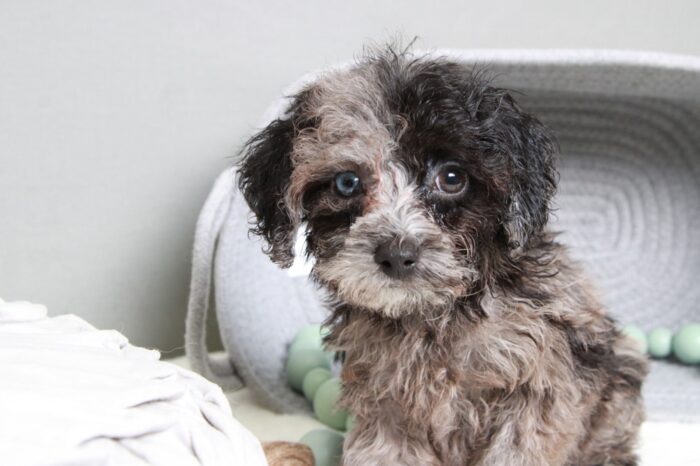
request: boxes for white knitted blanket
[0,297,268,466]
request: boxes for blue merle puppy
[239,47,648,466]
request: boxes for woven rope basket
[186,50,700,421]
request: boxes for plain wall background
[1,0,699,353]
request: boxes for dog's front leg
[476,397,581,466]
[341,416,441,466]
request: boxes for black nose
[374,238,420,279]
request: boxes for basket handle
[185,168,243,390]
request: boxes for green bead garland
[672,324,700,364]
[623,323,700,364]
[299,429,344,466]
[622,325,647,353]
[287,324,350,466]
[286,348,331,391]
[303,368,333,400]
[647,327,672,358]
[313,378,349,430]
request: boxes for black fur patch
[237,90,318,267]
[237,117,297,266]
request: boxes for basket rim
[259,48,700,127]
[432,48,700,71]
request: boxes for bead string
[623,324,700,364]
[286,324,350,465]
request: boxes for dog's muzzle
[373,237,421,279]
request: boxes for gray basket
[186,50,700,421]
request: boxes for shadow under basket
[186,50,700,422]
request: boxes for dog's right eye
[334,171,362,197]
[432,164,469,196]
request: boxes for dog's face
[239,51,557,318]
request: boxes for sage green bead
[345,414,356,432]
[672,323,700,364]
[622,325,648,353]
[303,368,333,401]
[287,349,331,391]
[299,429,344,466]
[313,378,349,430]
[647,327,673,358]
[290,324,325,353]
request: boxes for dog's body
[239,48,647,465]
[327,248,645,466]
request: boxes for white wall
[1,0,699,352]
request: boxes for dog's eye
[434,166,468,195]
[334,171,362,197]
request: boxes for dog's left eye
[334,171,362,197]
[433,166,468,195]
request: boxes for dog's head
[238,49,557,318]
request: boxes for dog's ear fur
[488,92,558,252]
[237,115,298,267]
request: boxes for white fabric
[0,297,268,466]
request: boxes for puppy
[238,47,648,466]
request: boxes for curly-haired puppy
[238,48,648,466]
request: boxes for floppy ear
[237,116,298,267]
[495,93,558,252]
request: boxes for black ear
[237,117,297,267]
[493,93,558,252]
